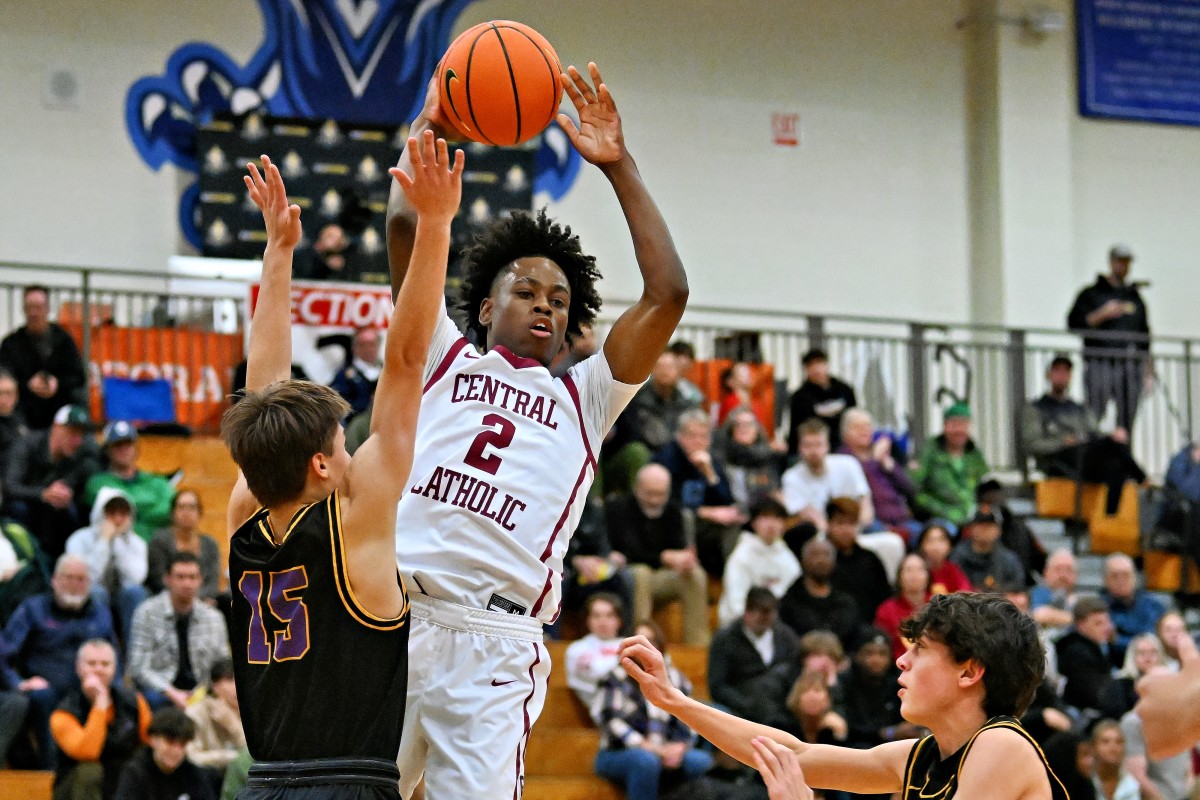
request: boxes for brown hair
[797,418,829,440]
[786,670,831,719]
[221,380,349,507]
[825,496,861,524]
[798,629,845,662]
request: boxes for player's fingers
[567,64,596,102]
[390,169,415,192]
[421,129,438,165]
[246,162,267,195]
[588,62,605,92]
[597,83,618,112]
[559,73,585,109]
[243,175,263,206]
[406,136,423,169]
[451,147,465,177]
[1177,631,1200,666]
[288,204,301,222]
[435,136,450,169]
[556,114,580,141]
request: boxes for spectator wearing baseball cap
[911,403,989,528]
[84,422,175,542]
[1,405,100,558]
[949,510,1024,592]
[1067,242,1151,432]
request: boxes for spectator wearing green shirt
[912,403,989,529]
[84,422,174,542]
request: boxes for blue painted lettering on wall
[125,0,581,247]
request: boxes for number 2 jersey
[394,306,641,623]
[229,491,410,761]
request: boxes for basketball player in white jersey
[386,62,689,799]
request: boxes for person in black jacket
[787,349,856,455]
[1055,595,1123,716]
[839,629,921,754]
[777,538,860,647]
[114,707,216,800]
[0,286,86,431]
[559,496,634,636]
[708,588,799,729]
[1067,244,1151,432]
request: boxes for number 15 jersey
[394,306,641,623]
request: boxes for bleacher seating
[1035,478,1141,555]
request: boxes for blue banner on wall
[1077,0,1200,125]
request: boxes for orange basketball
[436,21,564,146]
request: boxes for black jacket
[0,324,86,429]
[778,580,861,645]
[1067,275,1150,353]
[832,544,892,624]
[2,429,99,505]
[788,378,857,454]
[114,746,216,800]
[708,620,799,727]
[605,492,690,569]
[840,661,903,748]
[1055,630,1121,711]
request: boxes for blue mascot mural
[125,0,581,248]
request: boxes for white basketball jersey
[395,307,640,623]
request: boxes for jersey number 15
[238,567,311,663]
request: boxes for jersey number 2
[238,567,311,664]
[463,413,516,475]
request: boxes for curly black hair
[456,208,603,348]
[899,592,1045,718]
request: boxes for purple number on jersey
[237,566,311,663]
[463,413,517,475]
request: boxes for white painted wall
[0,0,1197,335]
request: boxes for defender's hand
[557,63,624,166]
[387,130,465,225]
[619,635,679,710]
[244,155,302,251]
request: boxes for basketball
[436,21,564,146]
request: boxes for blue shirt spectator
[1100,553,1164,656]
[1165,443,1200,503]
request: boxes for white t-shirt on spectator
[780,454,870,515]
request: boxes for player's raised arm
[557,63,689,384]
[340,131,463,616]
[619,636,911,795]
[242,155,301,392]
[385,78,456,301]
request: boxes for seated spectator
[1031,548,1080,634]
[606,465,710,647]
[839,629,918,750]
[1154,610,1192,669]
[1165,440,1200,504]
[915,522,973,595]
[628,349,703,455]
[1019,678,1075,746]
[565,594,627,711]
[0,368,28,467]
[838,408,920,541]
[328,327,381,421]
[1101,553,1165,657]
[781,418,873,548]
[912,403,988,528]
[1042,730,1098,800]
[949,510,1024,593]
[717,498,801,628]
[50,639,150,800]
[1100,632,1165,721]
[0,285,86,430]
[1056,595,1122,717]
[185,659,244,779]
[778,539,860,646]
[1021,355,1145,515]
[714,407,785,513]
[128,554,230,710]
[219,748,252,800]
[2,405,100,559]
[64,488,149,643]
[708,588,799,729]
[794,630,847,710]
[782,670,848,750]
[115,706,216,800]
[592,620,713,800]
[666,340,705,405]
[826,498,893,626]
[1120,668,1194,800]
[716,362,766,427]
[0,515,52,626]
[1,554,116,769]
[976,478,1045,582]
[1090,719,1140,800]
[83,422,175,542]
[146,491,223,604]
[873,554,932,660]
[651,409,744,577]
[787,348,856,455]
[560,498,634,635]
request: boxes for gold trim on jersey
[255,501,320,548]
[328,491,410,631]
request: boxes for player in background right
[621,592,1070,800]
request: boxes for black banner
[196,112,537,289]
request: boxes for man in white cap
[1067,244,1151,432]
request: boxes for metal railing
[1,260,1194,475]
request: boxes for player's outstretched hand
[388,130,465,224]
[619,635,680,710]
[557,62,624,166]
[244,155,301,251]
[752,737,814,800]
[1137,630,1200,759]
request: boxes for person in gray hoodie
[64,486,148,642]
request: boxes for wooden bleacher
[1035,477,1141,555]
[0,770,52,800]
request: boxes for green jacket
[912,435,989,527]
[84,470,175,542]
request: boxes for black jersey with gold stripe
[901,716,1069,800]
[229,491,409,761]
